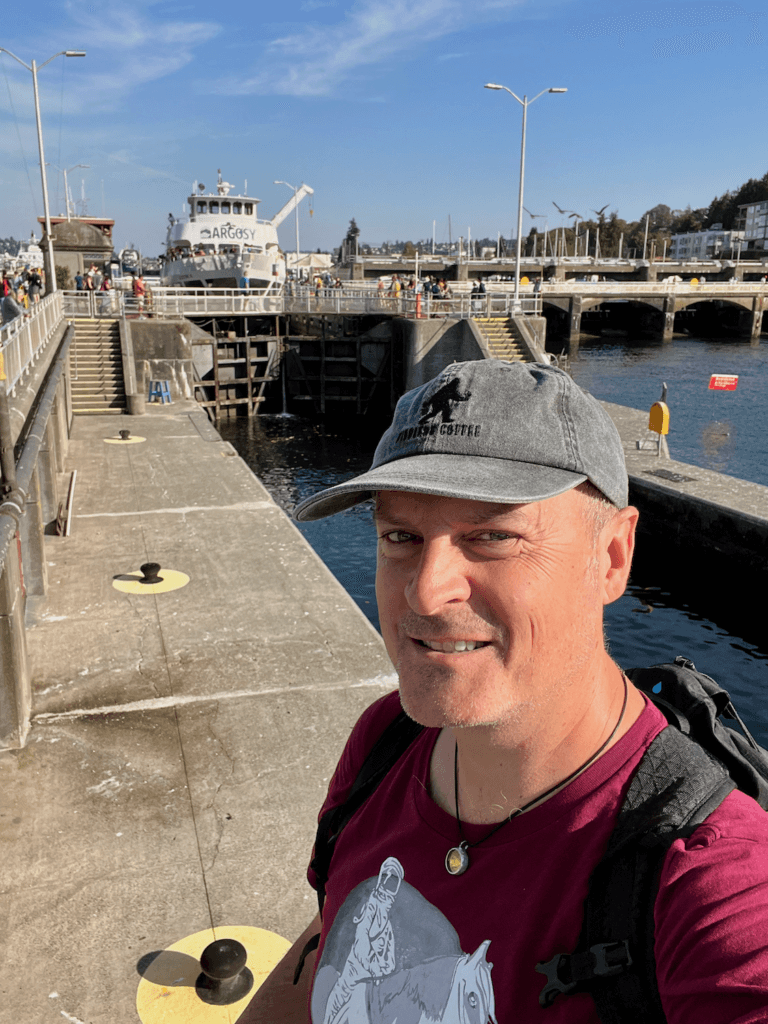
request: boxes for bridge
[539,280,767,345]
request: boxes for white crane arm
[271,183,314,227]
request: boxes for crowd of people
[1,266,45,323]
[73,264,112,293]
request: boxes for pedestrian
[1,291,24,325]
[27,269,42,304]
[241,359,768,1024]
[132,272,146,317]
[74,271,84,291]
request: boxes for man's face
[374,487,635,732]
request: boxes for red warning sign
[708,374,739,391]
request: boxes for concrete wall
[398,318,485,390]
[128,320,196,400]
[0,331,73,750]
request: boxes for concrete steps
[472,317,527,361]
[71,320,126,415]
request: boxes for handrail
[0,291,64,394]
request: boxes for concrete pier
[0,400,394,1024]
[605,400,768,584]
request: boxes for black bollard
[139,562,163,585]
[196,938,253,1006]
[119,429,131,441]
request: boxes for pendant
[445,843,469,876]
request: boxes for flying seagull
[552,201,574,215]
[524,207,545,218]
[592,204,610,218]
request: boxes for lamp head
[549,87,567,93]
[65,51,86,57]
[484,83,503,90]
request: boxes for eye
[379,530,418,545]
[474,531,512,542]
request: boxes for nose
[404,538,472,616]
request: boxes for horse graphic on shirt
[317,857,497,1024]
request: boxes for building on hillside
[667,224,745,260]
[734,200,768,254]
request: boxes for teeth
[423,639,482,653]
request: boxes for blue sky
[1,0,766,256]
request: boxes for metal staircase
[473,317,528,361]
[70,319,127,414]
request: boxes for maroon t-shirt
[307,690,768,1023]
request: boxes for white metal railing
[145,286,283,316]
[542,281,768,294]
[0,291,64,394]
[283,288,542,317]
[61,290,123,317]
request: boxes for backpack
[305,658,768,1019]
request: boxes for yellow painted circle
[136,925,291,1024]
[113,568,190,594]
[104,435,147,444]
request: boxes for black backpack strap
[536,725,735,1021]
[310,709,424,917]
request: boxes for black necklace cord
[453,674,629,851]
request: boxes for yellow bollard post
[648,400,670,458]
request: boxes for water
[568,336,768,485]
[219,335,768,746]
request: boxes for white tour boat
[162,170,313,290]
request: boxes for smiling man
[241,360,768,1024]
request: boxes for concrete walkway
[1,400,395,1024]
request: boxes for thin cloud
[213,0,524,97]
[14,0,221,113]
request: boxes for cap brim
[293,453,587,521]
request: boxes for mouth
[413,638,493,654]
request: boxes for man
[132,272,146,316]
[1,290,25,325]
[242,360,768,1023]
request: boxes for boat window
[244,203,253,215]
[210,201,219,214]
[221,202,230,214]
[197,201,207,214]
[233,202,242,215]
[189,201,195,215]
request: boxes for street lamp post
[48,163,90,221]
[274,180,300,280]
[485,83,567,312]
[0,49,86,294]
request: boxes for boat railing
[0,291,64,395]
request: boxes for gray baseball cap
[293,359,628,522]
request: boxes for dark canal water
[219,335,768,745]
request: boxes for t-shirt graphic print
[311,856,497,1024]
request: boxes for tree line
[344,167,768,261]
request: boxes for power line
[0,53,38,223]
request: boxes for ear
[600,506,639,606]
